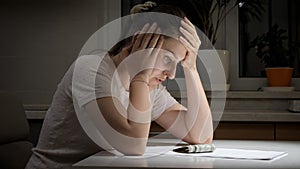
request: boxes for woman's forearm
[92,75,152,155]
[183,66,213,143]
[127,74,152,138]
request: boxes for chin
[148,79,159,88]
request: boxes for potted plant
[250,24,294,87]
[188,0,263,45]
[187,0,263,90]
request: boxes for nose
[164,64,176,79]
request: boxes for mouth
[156,78,165,84]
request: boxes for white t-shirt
[26,53,178,169]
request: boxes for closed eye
[163,55,172,64]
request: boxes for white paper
[122,146,176,158]
[143,146,287,161]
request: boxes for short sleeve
[72,54,114,108]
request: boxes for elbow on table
[184,134,213,145]
[117,141,147,156]
[203,135,213,144]
[122,147,146,156]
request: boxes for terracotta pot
[265,67,293,87]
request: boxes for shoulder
[73,53,116,76]
[74,54,104,69]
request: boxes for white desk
[73,139,300,168]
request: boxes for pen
[173,144,216,153]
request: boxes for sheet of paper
[143,146,287,160]
[123,146,175,158]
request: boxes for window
[227,0,300,90]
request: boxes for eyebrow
[166,50,179,60]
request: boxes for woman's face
[149,38,187,88]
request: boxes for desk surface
[73,139,300,169]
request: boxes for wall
[0,0,121,105]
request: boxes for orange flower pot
[265,67,294,87]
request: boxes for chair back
[0,92,33,169]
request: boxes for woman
[26,1,213,168]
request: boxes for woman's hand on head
[128,23,164,80]
[179,17,201,69]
